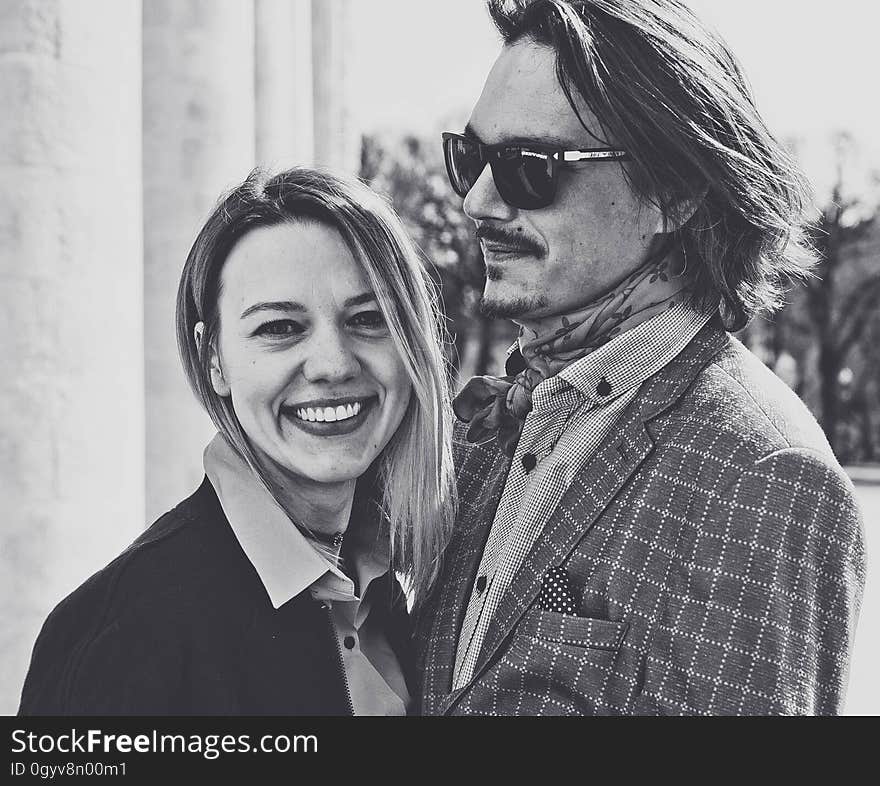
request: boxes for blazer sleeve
[636,447,866,715]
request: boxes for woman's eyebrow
[344,292,376,307]
[240,294,374,319]
[240,300,306,319]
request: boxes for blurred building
[0,0,358,713]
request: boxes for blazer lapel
[468,411,654,692]
[421,441,512,714]
[445,320,730,709]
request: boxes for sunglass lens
[444,136,484,198]
[492,148,555,209]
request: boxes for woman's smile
[283,395,378,436]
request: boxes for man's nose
[462,163,517,223]
[302,327,361,383]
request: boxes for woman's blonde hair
[176,167,456,603]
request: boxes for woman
[18,167,456,715]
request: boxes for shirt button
[521,453,537,472]
[475,575,487,594]
[343,635,356,650]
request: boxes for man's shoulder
[450,326,843,492]
[667,334,836,463]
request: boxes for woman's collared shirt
[203,434,410,716]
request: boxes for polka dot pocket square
[536,566,578,615]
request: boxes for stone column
[143,0,256,523]
[291,0,315,166]
[255,0,314,168]
[312,0,359,173]
[0,0,144,713]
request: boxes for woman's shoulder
[128,475,228,557]
[73,477,248,616]
[19,478,256,714]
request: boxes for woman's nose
[301,327,361,383]
[462,163,517,223]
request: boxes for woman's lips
[282,396,376,437]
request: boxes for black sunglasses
[442,132,629,210]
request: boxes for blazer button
[521,453,537,472]
[475,575,487,594]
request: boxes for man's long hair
[488,0,816,330]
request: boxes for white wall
[142,0,256,523]
[0,0,145,714]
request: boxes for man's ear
[194,322,230,397]
[655,188,707,234]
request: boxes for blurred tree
[360,132,516,387]
[759,134,880,461]
[800,135,879,456]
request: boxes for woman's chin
[274,455,371,487]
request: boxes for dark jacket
[416,319,866,715]
[19,478,414,716]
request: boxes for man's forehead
[467,39,604,147]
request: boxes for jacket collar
[204,434,384,609]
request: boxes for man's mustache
[475,225,542,257]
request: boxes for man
[416,0,866,715]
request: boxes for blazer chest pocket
[516,607,627,651]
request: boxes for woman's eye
[255,319,304,337]
[349,310,386,330]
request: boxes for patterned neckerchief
[453,255,690,455]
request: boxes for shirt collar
[530,302,713,411]
[204,434,384,609]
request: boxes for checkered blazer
[415,317,866,715]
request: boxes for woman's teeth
[295,401,363,423]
